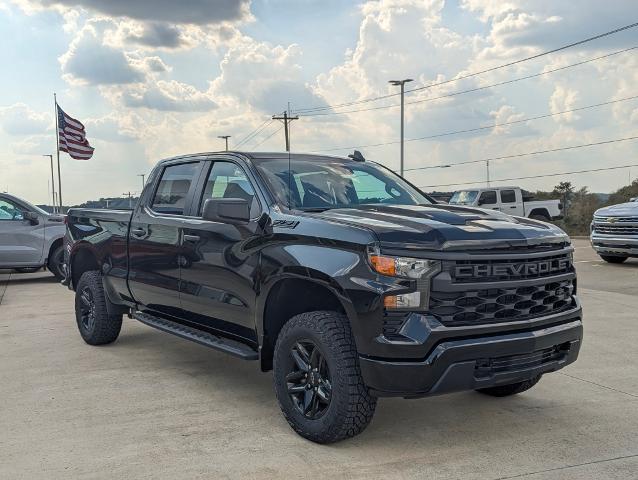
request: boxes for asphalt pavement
[1,238,637,479]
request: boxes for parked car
[64,152,582,443]
[590,200,638,263]
[0,193,66,279]
[448,186,562,221]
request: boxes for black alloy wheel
[286,340,332,420]
[78,286,97,331]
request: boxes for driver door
[0,197,45,267]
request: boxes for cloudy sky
[1,0,637,205]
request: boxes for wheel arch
[528,208,550,220]
[69,243,100,290]
[258,274,354,372]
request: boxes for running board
[133,312,259,360]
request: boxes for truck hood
[314,204,568,251]
[594,202,638,217]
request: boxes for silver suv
[591,200,638,263]
[0,193,66,279]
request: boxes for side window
[200,162,259,217]
[151,162,200,215]
[478,190,497,205]
[0,199,24,221]
[500,189,516,203]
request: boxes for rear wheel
[48,244,65,280]
[273,311,377,443]
[599,255,628,264]
[476,375,541,397]
[75,271,122,345]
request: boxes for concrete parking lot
[1,238,637,479]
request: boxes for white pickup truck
[448,186,563,221]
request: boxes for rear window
[151,162,200,215]
[500,189,516,203]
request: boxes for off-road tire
[273,311,377,443]
[75,271,122,345]
[599,255,628,264]
[476,375,542,397]
[48,244,66,280]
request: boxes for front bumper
[590,234,638,257]
[359,308,582,397]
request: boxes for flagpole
[54,93,63,211]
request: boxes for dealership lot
[1,238,637,479]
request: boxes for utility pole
[272,111,299,151]
[217,135,231,151]
[389,79,413,177]
[138,174,145,192]
[123,192,133,209]
[486,160,490,187]
[43,154,56,213]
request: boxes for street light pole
[42,154,56,213]
[217,135,231,151]
[389,79,413,177]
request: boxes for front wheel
[48,245,66,280]
[273,311,377,443]
[75,271,122,345]
[599,255,628,264]
[476,375,541,397]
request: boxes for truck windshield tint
[449,190,478,205]
[255,158,430,209]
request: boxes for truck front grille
[593,224,638,235]
[430,279,575,327]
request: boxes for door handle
[509,206,517,209]
[131,227,147,238]
[183,234,200,243]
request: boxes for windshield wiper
[298,207,334,212]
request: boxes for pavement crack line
[0,272,10,306]
[492,453,638,479]
[558,371,638,398]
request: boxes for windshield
[449,190,479,205]
[254,158,431,210]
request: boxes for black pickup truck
[64,151,583,443]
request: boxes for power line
[300,46,636,117]
[311,94,638,152]
[294,22,638,114]
[405,135,638,173]
[250,124,284,151]
[419,163,638,189]
[235,118,273,148]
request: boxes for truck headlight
[368,249,441,310]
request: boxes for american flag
[57,104,94,160]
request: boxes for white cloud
[121,80,217,112]
[59,20,145,85]
[0,104,51,135]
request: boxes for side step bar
[133,312,259,360]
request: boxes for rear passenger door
[477,190,499,210]
[499,189,524,216]
[128,160,203,318]
[178,159,263,344]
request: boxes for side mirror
[23,211,39,225]
[202,198,250,225]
